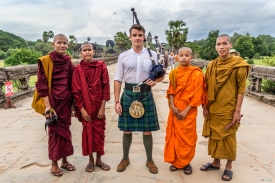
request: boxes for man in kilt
[114,24,164,174]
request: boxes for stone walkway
[0,63,275,183]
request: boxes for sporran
[129,100,145,118]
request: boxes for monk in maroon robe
[72,42,111,172]
[36,34,75,176]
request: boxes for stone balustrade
[191,59,209,70]
[1,57,275,107]
[246,65,275,106]
[0,56,118,107]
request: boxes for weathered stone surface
[0,71,6,81]
[246,90,275,107]
[252,65,275,81]
[191,59,209,68]
[0,65,37,80]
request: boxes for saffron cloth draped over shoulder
[35,51,74,161]
[203,56,250,161]
[164,65,205,168]
[72,60,110,156]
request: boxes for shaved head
[217,34,231,43]
[178,47,193,56]
[81,42,94,51]
[53,34,68,42]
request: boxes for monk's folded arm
[168,94,175,107]
[184,105,192,112]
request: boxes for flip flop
[96,162,110,171]
[50,168,63,177]
[170,165,178,172]
[222,170,233,181]
[200,163,220,171]
[183,164,192,175]
[61,162,76,171]
[85,163,94,172]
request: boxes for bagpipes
[131,8,165,87]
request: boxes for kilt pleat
[118,84,160,132]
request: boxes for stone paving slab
[0,63,275,183]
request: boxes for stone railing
[1,57,275,107]
[191,59,209,70]
[191,60,275,106]
[246,65,275,106]
[0,56,118,108]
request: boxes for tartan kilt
[118,86,160,132]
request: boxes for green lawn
[0,60,4,67]
[1,75,36,94]
[1,59,37,93]
[250,59,266,66]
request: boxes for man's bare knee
[124,131,132,134]
[143,131,152,135]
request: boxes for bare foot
[96,161,111,171]
[50,166,63,176]
[61,161,76,171]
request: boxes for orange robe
[164,65,205,168]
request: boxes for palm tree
[165,20,188,54]
[69,35,77,57]
[114,32,131,53]
[48,31,54,41]
[42,31,49,42]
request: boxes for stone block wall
[0,56,118,108]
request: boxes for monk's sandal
[146,161,158,174]
[117,158,130,172]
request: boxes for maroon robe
[72,60,110,156]
[36,51,74,161]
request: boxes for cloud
[0,0,274,44]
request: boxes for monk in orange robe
[164,47,205,175]
[72,42,111,172]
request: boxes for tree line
[1,22,275,64]
[0,30,81,66]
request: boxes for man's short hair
[129,24,145,35]
[217,34,232,43]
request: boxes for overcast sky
[0,0,275,45]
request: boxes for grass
[1,75,37,94]
[249,59,266,66]
[0,60,4,67]
[1,59,37,93]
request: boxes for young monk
[200,34,250,181]
[35,34,75,176]
[72,42,111,172]
[164,47,205,175]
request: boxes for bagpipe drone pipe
[131,8,165,86]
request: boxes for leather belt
[125,83,151,92]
